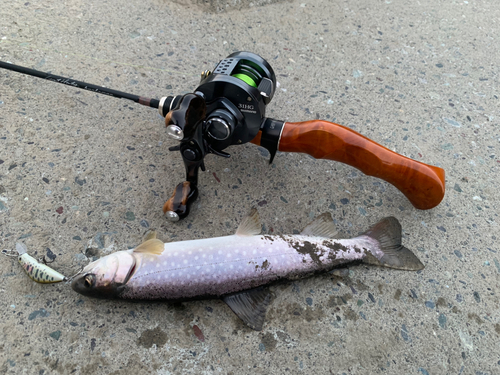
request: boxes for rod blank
[0,60,159,109]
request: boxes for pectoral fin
[142,229,157,242]
[222,287,271,331]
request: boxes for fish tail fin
[361,217,424,271]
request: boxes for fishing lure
[2,243,67,283]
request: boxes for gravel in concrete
[1,0,499,373]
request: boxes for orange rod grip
[277,121,445,210]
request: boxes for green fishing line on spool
[232,73,257,88]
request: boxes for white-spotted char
[71,209,424,330]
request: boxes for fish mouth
[71,273,124,299]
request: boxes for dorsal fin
[133,239,164,255]
[300,212,338,238]
[235,208,262,236]
[222,287,271,331]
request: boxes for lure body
[15,243,66,283]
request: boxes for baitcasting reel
[156,52,283,221]
[0,52,446,222]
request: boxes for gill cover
[71,238,164,298]
[71,250,136,298]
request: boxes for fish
[11,243,66,283]
[71,209,423,330]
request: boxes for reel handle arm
[162,93,207,221]
[252,119,445,210]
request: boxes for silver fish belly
[71,209,423,330]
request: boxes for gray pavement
[1,0,499,374]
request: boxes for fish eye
[84,274,95,288]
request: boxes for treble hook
[39,255,55,265]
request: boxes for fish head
[71,250,136,298]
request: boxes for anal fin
[222,287,271,331]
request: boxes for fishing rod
[0,61,161,109]
[0,52,446,221]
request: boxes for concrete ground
[1,0,499,373]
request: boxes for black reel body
[196,51,276,152]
